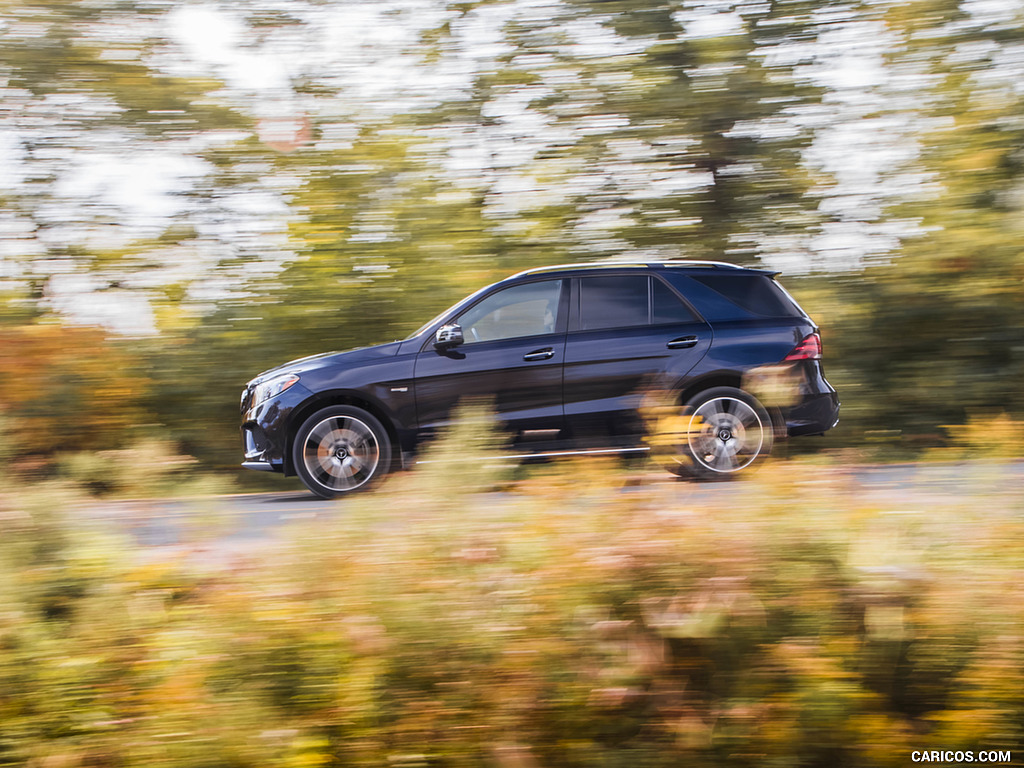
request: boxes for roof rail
[509,261,649,279]
[660,259,743,269]
[509,259,743,280]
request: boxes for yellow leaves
[0,322,152,456]
[643,407,699,449]
[285,737,332,768]
[742,364,801,410]
[941,412,1024,460]
[950,146,1005,175]
[4,414,1024,765]
[641,578,766,640]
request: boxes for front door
[414,278,568,435]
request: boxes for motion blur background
[2,0,1023,469]
[2,0,1024,765]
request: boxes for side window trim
[569,277,580,332]
[646,275,653,325]
[554,277,571,334]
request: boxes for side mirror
[434,323,464,349]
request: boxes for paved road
[76,459,1024,550]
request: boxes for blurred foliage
[1,422,1023,765]
[784,0,1024,454]
[0,0,1023,472]
[816,260,1024,449]
[936,413,1024,461]
[0,323,152,458]
[55,437,238,499]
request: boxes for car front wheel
[292,405,392,498]
[667,387,773,480]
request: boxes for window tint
[690,274,802,317]
[652,278,698,324]
[579,275,649,330]
[458,280,562,343]
[663,273,803,321]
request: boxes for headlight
[252,373,300,407]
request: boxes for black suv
[240,261,839,497]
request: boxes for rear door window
[690,274,802,317]
[578,275,649,330]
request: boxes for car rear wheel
[292,405,392,498]
[666,387,773,480]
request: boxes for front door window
[458,280,562,343]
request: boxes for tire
[665,387,773,481]
[292,405,392,498]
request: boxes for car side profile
[240,261,840,498]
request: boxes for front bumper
[240,381,314,473]
[241,460,277,472]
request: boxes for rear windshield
[663,273,804,321]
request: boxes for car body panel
[241,381,315,470]
[414,331,567,433]
[563,320,712,440]
[698,318,816,371]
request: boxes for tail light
[783,332,822,361]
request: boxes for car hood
[250,341,403,384]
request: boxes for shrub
[0,421,1021,766]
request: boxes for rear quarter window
[663,273,805,321]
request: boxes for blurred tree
[810,0,1024,442]
[144,125,525,468]
[0,0,258,329]
[415,0,843,266]
[0,323,152,457]
[569,0,834,264]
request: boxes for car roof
[505,260,777,281]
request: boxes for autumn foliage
[1,419,1021,767]
[0,324,151,458]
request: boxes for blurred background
[2,0,1024,764]
[2,0,1023,472]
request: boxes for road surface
[74,460,1024,550]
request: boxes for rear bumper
[779,359,839,437]
[784,387,840,437]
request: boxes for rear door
[563,273,712,442]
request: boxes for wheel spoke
[348,432,369,455]
[301,415,380,493]
[305,422,332,449]
[686,395,766,474]
[311,460,335,487]
[711,440,737,470]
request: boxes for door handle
[667,335,698,349]
[523,347,555,361]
